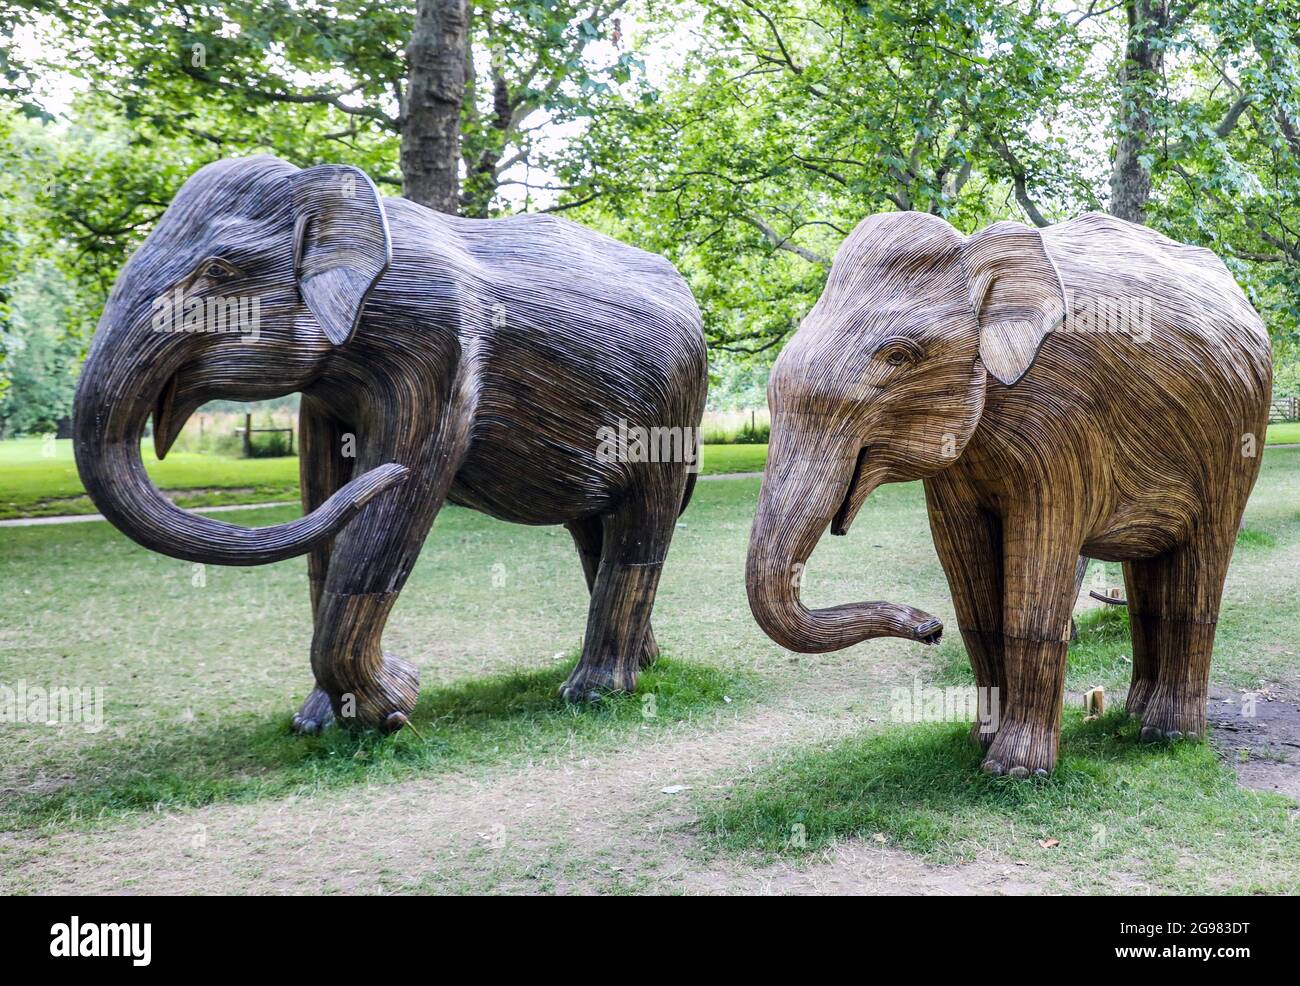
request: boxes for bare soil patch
[1209,686,1300,803]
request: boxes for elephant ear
[291,164,392,346]
[963,221,1068,386]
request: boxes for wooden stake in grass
[1084,687,1106,721]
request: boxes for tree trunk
[401,0,469,214]
[1108,0,1166,224]
[462,66,512,219]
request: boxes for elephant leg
[981,504,1083,778]
[640,623,661,669]
[312,387,473,731]
[292,396,354,735]
[1131,521,1234,743]
[566,515,659,670]
[1069,555,1089,642]
[924,482,1004,748]
[1122,558,1162,718]
[560,483,680,702]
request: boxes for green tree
[564,0,1097,353]
[10,0,637,215]
[0,258,84,436]
[559,0,1299,368]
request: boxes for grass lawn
[0,437,769,520]
[7,420,1296,520]
[700,710,1298,892]
[8,657,742,829]
[0,438,301,520]
[697,442,766,474]
[1267,420,1300,444]
[1,448,1297,893]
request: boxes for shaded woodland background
[1,0,1298,434]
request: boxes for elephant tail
[679,470,698,518]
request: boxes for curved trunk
[745,425,942,653]
[74,353,407,567]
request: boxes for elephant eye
[874,337,923,368]
[196,258,239,282]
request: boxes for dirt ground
[1,665,1059,895]
[11,659,1295,895]
[1210,686,1300,804]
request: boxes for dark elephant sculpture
[746,210,1272,777]
[74,155,707,732]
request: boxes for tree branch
[1170,162,1299,263]
[1277,108,1300,160]
[739,0,801,74]
[1167,0,1204,29]
[737,0,830,99]
[1163,92,1253,158]
[990,136,1051,227]
[539,192,600,213]
[178,63,398,129]
[1071,0,1126,27]
[1213,92,1253,138]
[738,214,831,266]
[711,334,787,356]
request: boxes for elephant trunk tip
[914,618,944,645]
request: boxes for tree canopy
[1,0,1297,428]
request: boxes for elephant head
[747,211,1067,653]
[73,155,408,566]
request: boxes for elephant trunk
[73,337,406,567]
[745,422,942,653]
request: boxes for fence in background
[1270,396,1299,422]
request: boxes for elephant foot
[559,661,636,704]
[292,686,335,735]
[1125,677,1157,718]
[980,717,1057,779]
[1139,688,1206,744]
[331,651,420,734]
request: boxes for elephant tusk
[152,374,181,461]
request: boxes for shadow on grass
[933,604,1135,690]
[935,606,1138,692]
[6,657,741,831]
[699,709,1300,889]
[1066,604,1136,686]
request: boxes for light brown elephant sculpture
[746,210,1272,778]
